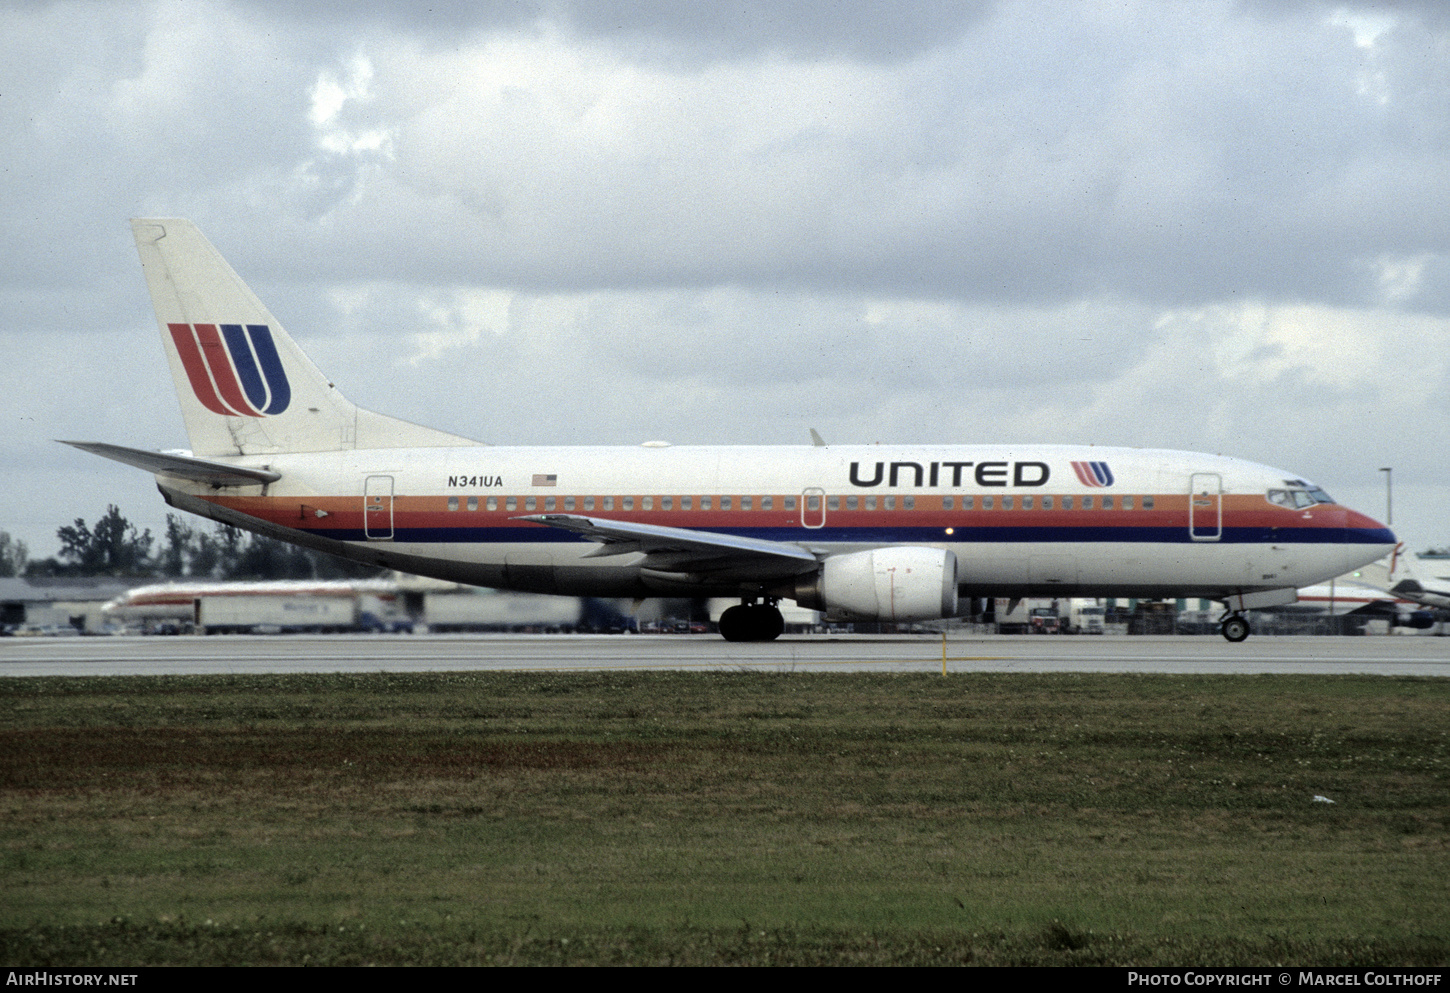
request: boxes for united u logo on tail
[168,323,291,417]
[1071,460,1114,487]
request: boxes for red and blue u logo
[1071,461,1114,487]
[168,323,291,417]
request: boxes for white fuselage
[156,443,1396,607]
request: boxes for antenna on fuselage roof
[809,429,827,447]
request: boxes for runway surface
[1,633,1446,677]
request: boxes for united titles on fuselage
[848,461,1052,488]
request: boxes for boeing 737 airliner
[66,219,1396,642]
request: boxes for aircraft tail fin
[131,218,482,457]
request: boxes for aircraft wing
[61,441,281,487]
[517,513,819,579]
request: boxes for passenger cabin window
[1021,496,1033,510]
[700,496,711,510]
[1143,495,1155,509]
[942,496,954,510]
[962,496,974,510]
[865,496,877,511]
[1101,496,1113,509]
[467,496,478,512]
[1061,496,1072,510]
[827,496,839,511]
[506,497,517,511]
[783,496,795,510]
[982,496,993,510]
[761,496,772,510]
[884,496,896,510]
[1041,496,1052,510]
[721,496,732,510]
[544,497,555,511]
[623,497,635,510]
[642,497,652,510]
[448,497,459,511]
[846,495,858,510]
[584,496,595,511]
[662,496,673,510]
[564,496,575,511]
[903,496,915,510]
[1081,496,1092,510]
[682,496,693,510]
[740,496,752,510]
[1121,495,1133,510]
[487,497,498,511]
[525,497,537,511]
[1001,496,1013,510]
[603,497,614,510]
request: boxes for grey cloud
[244,0,991,62]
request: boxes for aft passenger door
[1189,473,1222,541]
[364,475,394,540]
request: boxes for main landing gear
[718,599,785,642]
[1220,613,1251,643]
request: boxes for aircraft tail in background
[130,218,481,458]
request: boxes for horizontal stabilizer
[61,441,280,486]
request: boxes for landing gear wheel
[757,604,785,641]
[719,605,750,642]
[718,604,785,642]
[1221,615,1250,643]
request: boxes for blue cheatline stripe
[301,524,1396,546]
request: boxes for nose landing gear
[718,599,786,642]
[1220,613,1251,643]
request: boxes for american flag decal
[532,474,557,487]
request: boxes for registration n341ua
[66,219,1396,642]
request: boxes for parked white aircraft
[1285,581,1434,630]
[1349,545,1450,618]
[65,219,1396,642]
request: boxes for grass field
[1,670,1446,965]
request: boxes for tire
[718,604,785,642]
[1221,615,1250,643]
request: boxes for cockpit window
[1267,482,1336,508]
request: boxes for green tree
[159,514,193,577]
[55,506,154,576]
[0,531,28,577]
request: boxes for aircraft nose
[1344,506,1395,546]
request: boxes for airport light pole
[1378,467,1392,527]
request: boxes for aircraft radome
[65,219,1396,642]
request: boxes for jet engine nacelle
[795,547,958,622]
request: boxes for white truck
[1068,599,1106,634]
[194,593,410,634]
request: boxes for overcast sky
[3,0,1447,561]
